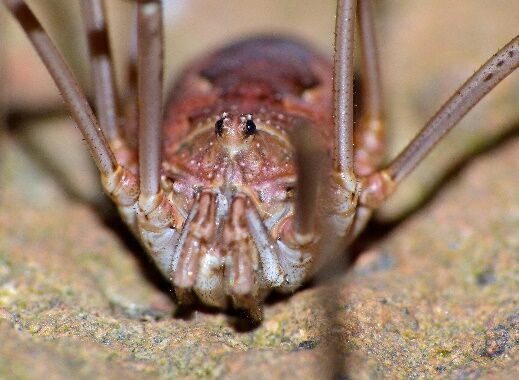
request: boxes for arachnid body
[2,0,518,320]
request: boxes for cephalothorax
[4,0,518,319]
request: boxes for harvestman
[3,0,518,319]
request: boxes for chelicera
[3,0,518,320]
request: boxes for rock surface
[1,1,518,379]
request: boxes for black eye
[245,118,256,136]
[215,118,224,136]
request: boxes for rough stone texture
[1,1,518,379]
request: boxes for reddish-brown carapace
[4,0,518,319]
[159,37,337,309]
[116,36,344,313]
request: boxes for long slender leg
[81,0,120,142]
[3,0,117,177]
[0,33,5,189]
[354,0,385,176]
[324,5,360,368]
[127,10,138,101]
[133,0,182,283]
[245,207,285,287]
[288,120,325,245]
[270,121,327,292]
[137,0,163,202]
[173,192,215,289]
[360,35,519,208]
[0,14,5,172]
[333,0,357,191]
[122,6,139,149]
[223,195,262,320]
[347,0,385,241]
[324,0,358,243]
